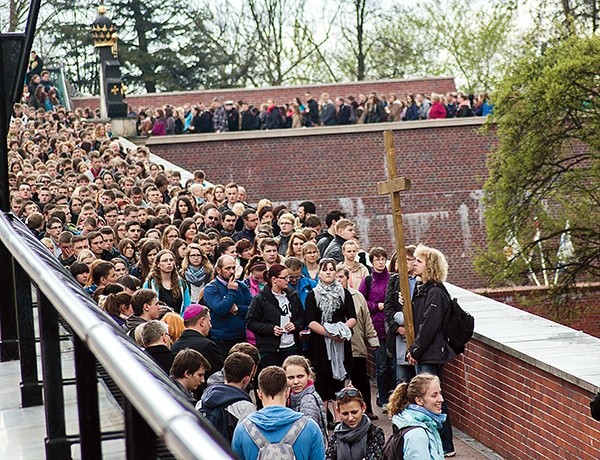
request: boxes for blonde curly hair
[414,244,448,283]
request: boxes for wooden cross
[376,131,415,347]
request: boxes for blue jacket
[232,406,325,460]
[203,278,252,341]
[392,407,444,460]
[288,276,317,308]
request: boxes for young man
[232,208,259,244]
[126,289,160,338]
[232,366,325,460]
[197,352,256,442]
[259,238,280,268]
[169,348,210,405]
[322,218,356,263]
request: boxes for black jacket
[336,104,352,125]
[246,286,305,354]
[171,329,224,377]
[408,281,455,364]
[144,344,176,375]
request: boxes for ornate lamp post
[90,4,135,136]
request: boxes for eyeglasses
[335,387,362,400]
[49,225,62,230]
[276,276,290,281]
[280,221,293,226]
[163,332,173,341]
[206,216,219,220]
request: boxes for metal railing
[0,212,236,459]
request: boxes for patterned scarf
[313,280,344,323]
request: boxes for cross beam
[377,131,415,347]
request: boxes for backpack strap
[242,418,270,450]
[310,393,328,435]
[280,416,308,445]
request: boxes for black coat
[246,286,305,354]
[171,329,224,377]
[144,344,176,375]
[408,281,455,364]
[336,105,352,125]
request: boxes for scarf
[185,265,207,286]
[334,415,371,460]
[313,280,344,323]
[407,403,447,428]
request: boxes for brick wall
[474,284,600,338]
[146,118,494,289]
[71,77,456,111]
[445,339,600,460]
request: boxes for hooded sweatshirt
[232,405,325,460]
[197,383,255,427]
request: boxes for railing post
[73,334,102,459]
[14,259,43,406]
[125,400,157,460]
[0,241,19,361]
[38,290,71,459]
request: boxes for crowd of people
[130,90,492,137]
[8,81,462,458]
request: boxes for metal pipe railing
[0,213,235,459]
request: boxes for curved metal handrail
[0,213,235,459]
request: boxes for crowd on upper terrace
[130,90,493,137]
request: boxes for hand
[227,278,238,290]
[378,302,384,311]
[274,326,284,336]
[397,326,405,337]
[398,291,404,305]
[229,303,238,315]
[406,352,417,366]
[284,323,296,333]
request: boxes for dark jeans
[259,347,296,370]
[351,357,373,413]
[373,338,396,405]
[415,363,455,453]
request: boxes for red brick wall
[147,119,494,289]
[445,339,600,460]
[71,77,456,111]
[474,284,600,338]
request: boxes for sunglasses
[335,387,363,400]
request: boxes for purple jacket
[358,268,390,338]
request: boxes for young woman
[161,311,185,342]
[283,355,327,442]
[169,238,187,270]
[102,292,133,330]
[387,374,446,459]
[246,264,305,368]
[143,249,191,315]
[341,240,369,289]
[111,258,129,278]
[162,225,180,250]
[285,232,308,259]
[306,258,357,419]
[118,238,137,268]
[181,243,213,303]
[173,196,196,221]
[70,261,90,287]
[301,241,320,281]
[326,387,385,460]
[235,238,254,273]
[179,217,198,244]
[130,240,160,283]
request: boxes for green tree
[478,33,600,293]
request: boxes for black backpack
[383,425,425,459]
[199,400,245,442]
[439,284,474,355]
